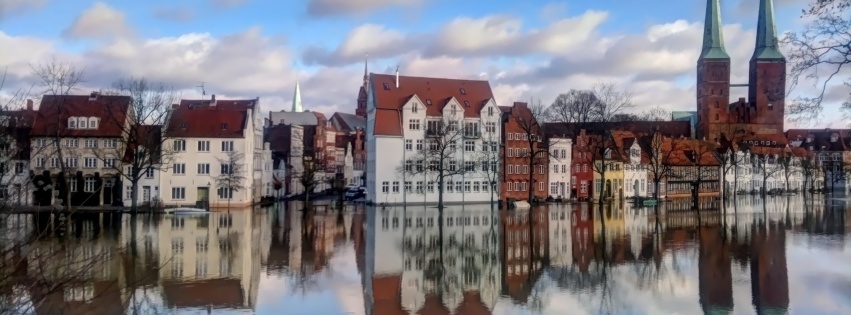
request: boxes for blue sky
[0,0,845,127]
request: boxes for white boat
[164,207,210,215]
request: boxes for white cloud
[62,2,132,40]
[306,0,424,17]
[0,0,47,19]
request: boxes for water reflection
[0,198,848,314]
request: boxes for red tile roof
[374,109,402,136]
[166,99,254,138]
[370,74,494,136]
[122,125,163,163]
[31,94,131,138]
[666,139,720,166]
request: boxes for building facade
[0,100,35,206]
[501,102,547,204]
[547,137,572,200]
[365,73,502,205]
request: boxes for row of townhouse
[0,93,274,209]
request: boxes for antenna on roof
[197,82,206,97]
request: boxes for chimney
[26,99,33,111]
[210,94,217,106]
[89,91,98,101]
[395,66,400,88]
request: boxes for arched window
[78,117,87,129]
[715,101,719,108]
[68,117,77,129]
[89,117,98,129]
[715,113,719,121]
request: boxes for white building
[160,96,272,208]
[548,206,573,267]
[366,73,502,205]
[365,206,500,314]
[723,147,806,195]
[623,139,649,199]
[547,138,572,200]
[0,101,35,206]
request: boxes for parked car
[345,186,367,200]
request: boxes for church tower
[355,55,368,117]
[748,0,786,132]
[696,0,731,140]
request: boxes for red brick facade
[571,130,594,201]
[501,102,548,203]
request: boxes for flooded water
[0,196,849,315]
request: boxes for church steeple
[700,0,729,59]
[292,80,303,112]
[363,53,369,88]
[752,0,784,60]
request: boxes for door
[196,187,209,210]
[633,180,639,198]
[142,186,151,203]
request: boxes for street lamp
[206,181,211,211]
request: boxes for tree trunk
[437,172,444,211]
[130,177,139,213]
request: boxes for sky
[0,0,847,128]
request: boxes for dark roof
[31,94,131,137]
[2,108,36,160]
[178,97,257,111]
[786,129,851,151]
[166,101,251,138]
[269,111,320,126]
[122,125,163,163]
[329,112,366,132]
[544,121,691,138]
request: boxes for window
[197,140,210,152]
[412,104,418,113]
[36,157,44,168]
[220,163,232,175]
[173,163,186,175]
[198,163,210,175]
[405,160,412,171]
[382,181,389,193]
[488,107,494,116]
[392,181,400,193]
[65,157,78,168]
[416,181,423,193]
[171,187,185,200]
[173,139,186,152]
[50,158,60,168]
[465,161,475,171]
[426,99,432,106]
[539,182,544,191]
[217,187,233,199]
[145,167,154,178]
[221,123,229,130]
[447,181,454,193]
[448,121,458,132]
[485,122,496,133]
[84,157,97,168]
[465,181,471,192]
[84,177,96,192]
[460,88,466,95]
[35,139,45,147]
[221,141,234,152]
[449,160,456,171]
[409,119,420,130]
[415,140,423,151]
[427,181,434,193]
[405,140,413,151]
[473,181,480,192]
[68,118,77,129]
[404,181,412,193]
[14,162,24,174]
[464,140,475,152]
[65,139,78,148]
[89,118,98,129]
[103,139,117,148]
[103,158,118,168]
[84,139,97,148]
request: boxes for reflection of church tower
[571,205,595,272]
[750,221,789,313]
[500,209,549,304]
[355,55,368,117]
[698,227,733,314]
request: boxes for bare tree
[778,149,801,193]
[781,0,851,124]
[94,78,178,212]
[639,106,671,121]
[511,102,550,203]
[548,90,601,123]
[586,131,617,208]
[30,60,84,210]
[296,153,324,205]
[748,148,783,197]
[799,154,820,198]
[0,68,34,212]
[641,131,680,205]
[216,151,246,211]
[591,82,635,123]
[476,131,501,210]
[400,115,467,209]
[669,139,720,210]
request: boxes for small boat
[642,199,659,206]
[164,207,210,215]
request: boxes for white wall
[624,142,648,199]
[160,137,253,207]
[547,138,572,199]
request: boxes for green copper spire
[291,80,303,112]
[752,0,785,60]
[700,0,729,59]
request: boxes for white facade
[548,206,573,267]
[122,162,164,206]
[723,150,806,195]
[366,206,501,312]
[624,141,648,199]
[367,94,502,205]
[0,134,30,206]
[547,138,572,199]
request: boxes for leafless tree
[778,150,801,192]
[749,150,783,197]
[584,131,617,208]
[30,60,85,210]
[216,151,246,211]
[0,68,35,212]
[781,0,851,124]
[799,154,820,198]
[296,153,324,205]
[548,90,601,123]
[641,131,680,206]
[510,102,550,203]
[592,82,635,123]
[668,139,720,210]
[400,115,467,209]
[92,78,178,212]
[639,106,671,121]
[476,130,501,210]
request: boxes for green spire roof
[700,0,730,59]
[291,80,303,112]
[752,0,785,60]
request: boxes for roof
[370,73,494,117]
[161,279,246,309]
[329,112,366,132]
[178,97,258,111]
[374,109,402,136]
[666,139,720,166]
[122,125,162,163]
[165,105,248,138]
[786,129,851,151]
[700,0,730,59]
[752,0,784,60]
[270,111,319,126]
[31,94,131,137]
[544,121,691,138]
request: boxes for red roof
[31,94,131,138]
[166,99,254,138]
[370,74,494,136]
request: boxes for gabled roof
[374,109,402,136]
[330,112,366,132]
[166,100,251,138]
[786,128,851,151]
[370,73,494,117]
[666,139,720,166]
[31,94,131,137]
[543,121,691,139]
[270,111,320,126]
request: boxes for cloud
[302,24,416,66]
[0,0,47,19]
[306,0,424,17]
[62,2,132,40]
[152,6,194,22]
[212,0,248,8]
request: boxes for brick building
[501,102,547,204]
[697,0,787,141]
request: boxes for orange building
[500,102,548,204]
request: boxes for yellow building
[593,158,625,201]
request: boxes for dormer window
[382,83,390,90]
[222,123,229,130]
[460,88,466,95]
[181,122,188,129]
[68,117,77,129]
[464,101,470,107]
[768,103,773,110]
[78,117,87,129]
[426,99,432,106]
[89,117,98,129]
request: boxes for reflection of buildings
[365,206,501,314]
[122,210,263,310]
[750,221,789,313]
[265,208,350,277]
[698,226,733,314]
[501,208,549,304]
[548,205,572,267]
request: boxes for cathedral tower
[748,0,786,132]
[696,0,731,140]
